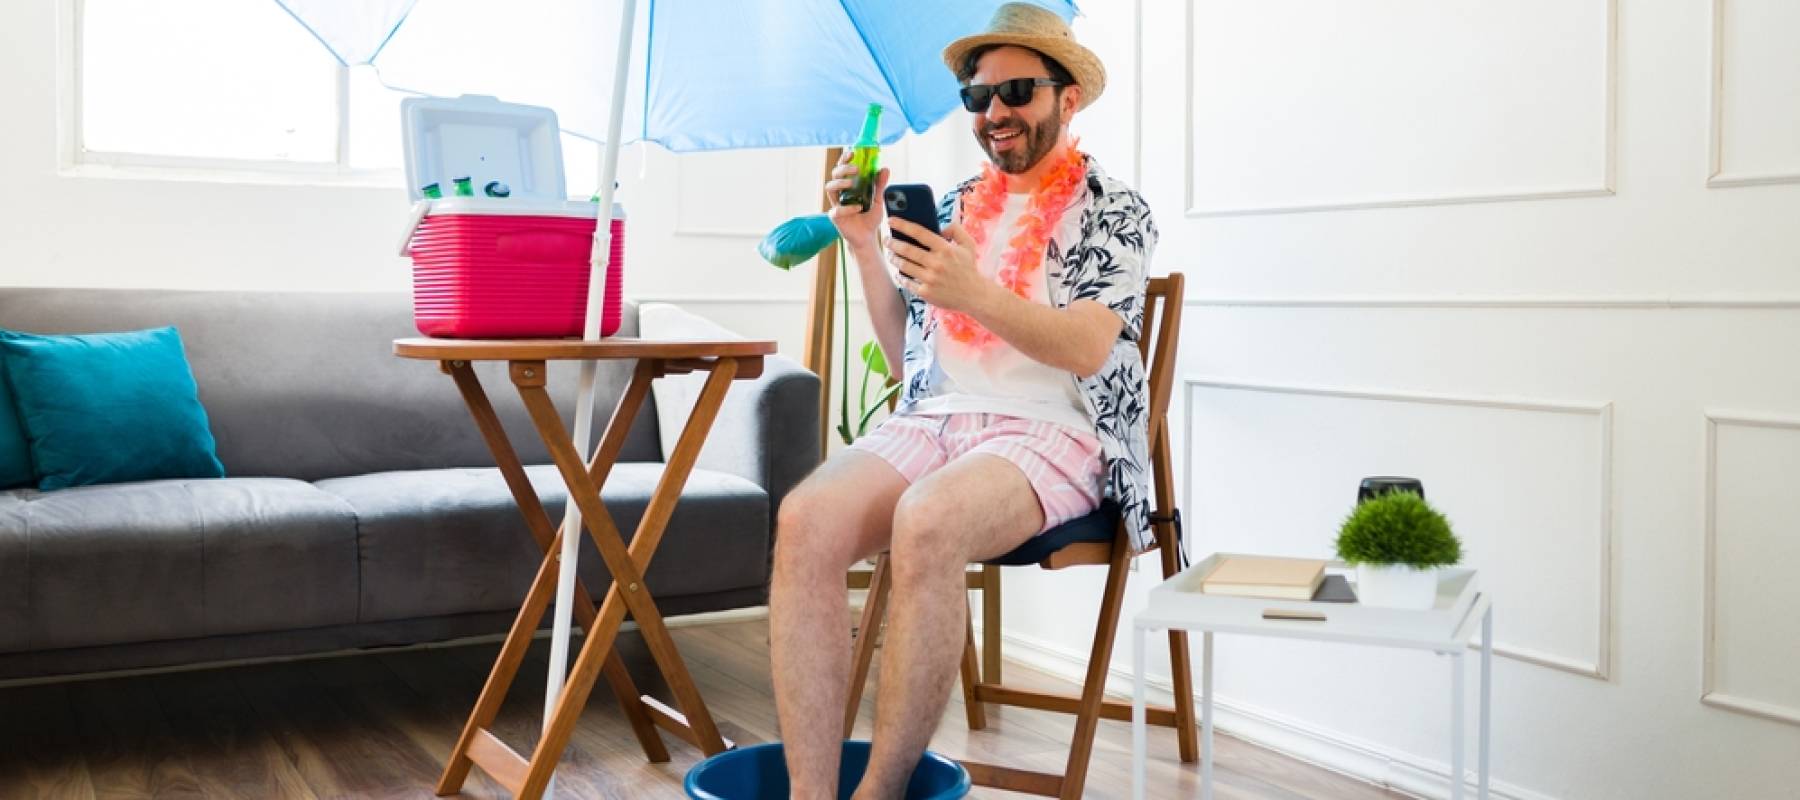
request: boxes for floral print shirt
[893,155,1158,553]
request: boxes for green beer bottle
[420,182,443,199]
[837,103,883,212]
[452,176,475,197]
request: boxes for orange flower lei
[934,141,1088,348]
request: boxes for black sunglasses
[959,77,1063,113]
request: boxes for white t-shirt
[907,192,1094,434]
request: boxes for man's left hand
[886,220,994,316]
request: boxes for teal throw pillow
[0,326,225,490]
[0,373,30,488]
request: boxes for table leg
[453,360,668,761]
[578,358,741,755]
[1452,651,1466,800]
[435,361,669,799]
[510,358,741,798]
[1202,630,1214,800]
[1480,605,1492,799]
[1132,624,1148,800]
[433,357,749,799]
[435,524,571,796]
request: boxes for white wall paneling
[1069,0,1142,187]
[1012,0,1800,796]
[1702,412,1800,727]
[1184,378,1613,679]
[1183,0,1616,217]
[1707,0,1800,189]
[671,147,797,239]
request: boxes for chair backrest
[1029,273,1185,570]
[1139,274,1185,447]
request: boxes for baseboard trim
[983,624,1562,800]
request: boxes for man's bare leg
[772,450,911,800]
[852,453,1044,799]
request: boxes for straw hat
[942,3,1106,111]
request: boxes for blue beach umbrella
[278,0,1077,151]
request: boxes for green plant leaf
[1334,491,1462,568]
[757,214,840,269]
[856,382,903,437]
[859,340,887,376]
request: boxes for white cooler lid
[421,198,606,218]
[401,94,567,204]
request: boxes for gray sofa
[0,289,818,680]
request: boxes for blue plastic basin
[685,740,970,800]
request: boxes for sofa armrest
[692,354,820,514]
[640,304,821,521]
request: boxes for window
[77,0,408,175]
[74,0,607,194]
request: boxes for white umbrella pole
[545,0,639,794]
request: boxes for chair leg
[981,564,1003,684]
[1152,425,1199,762]
[1057,538,1134,800]
[960,601,987,730]
[845,554,892,738]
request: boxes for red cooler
[400,94,623,338]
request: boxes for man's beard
[980,110,1063,175]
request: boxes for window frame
[57,0,404,187]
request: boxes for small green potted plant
[1335,490,1462,608]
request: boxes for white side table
[1131,554,1492,800]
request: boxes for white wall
[989,2,1800,799]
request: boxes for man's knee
[888,493,968,584]
[774,481,818,544]
[774,479,856,576]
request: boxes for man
[770,4,1157,797]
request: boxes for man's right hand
[823,150,890,256]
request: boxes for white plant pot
[1355,563,1440,609]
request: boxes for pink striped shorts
[848,412,1106,534]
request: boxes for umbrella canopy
[277,0,1077,152]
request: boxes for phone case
[883,184,939,249]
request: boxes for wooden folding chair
[845,274,1197,799]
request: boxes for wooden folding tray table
[393,337,775,799]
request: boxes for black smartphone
[883,183,940,249]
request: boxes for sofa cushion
[0,493,27,651]
[314,463,771,623]
[2,478,359,653]
[0,326,225,490]
[0,380,30,489]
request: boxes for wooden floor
[0,617,1408,799]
